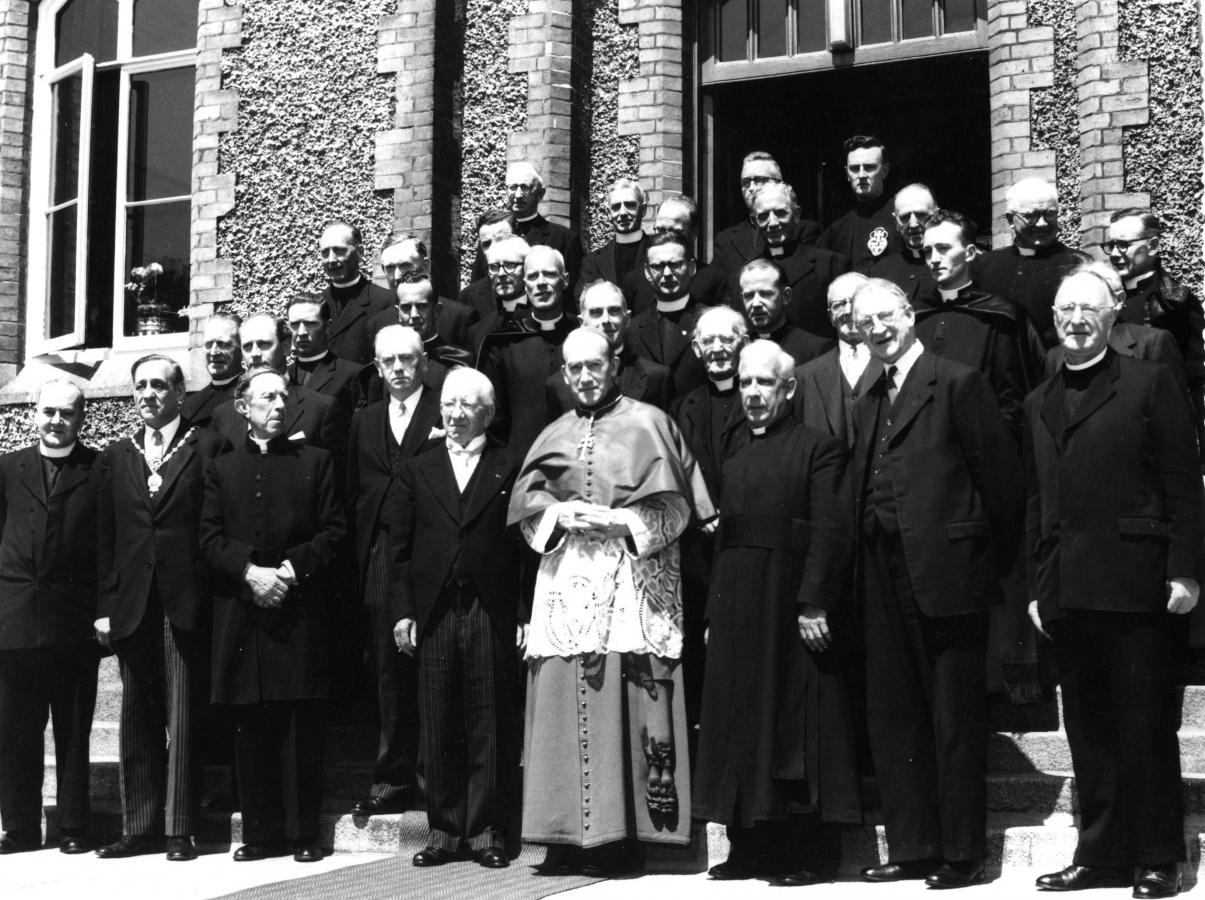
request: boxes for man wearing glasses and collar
[623,195,726,315]
[868,183,940,304]
[818,135,901,272]
[971,177,1088,347]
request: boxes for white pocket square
[289,431,306,440]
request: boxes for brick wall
[0,0,31,379]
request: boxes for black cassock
[693,415,861,829]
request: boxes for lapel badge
[867,227,889,257]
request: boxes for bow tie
[447,439,482,457]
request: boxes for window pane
[50,74,84,206]
[797,0,827,52]
[902,0,934,38]
[719,0,748,62]
[860,0,893,45]
[55,0,118,67]
[47,208,79,339]
[757,0,788,58]
[944,0,977,33]
[127,68,195,201]
[133,0,199,57]
[123,201,190,336]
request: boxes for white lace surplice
[522,493,688,659]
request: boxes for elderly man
[201,367,347,863]
[737,259,835,365]
[623,195,726,315]
[695,341,860,885]
[971,177,1088,347]
[346,325,447,818]
[547,280,671,416]
[460,209,518,321]
[712,152,821,275]
[95,355,229,861]
[374,234,474,350]
[728,183,848,340]
[867,183,939,303]
[468,235,534,359]
[851,279,1023,888]
[317,221,396,365]
[0,382,98,855]
[182,313,243,428]
[794,272,878,446]
[509,328,714,875]
[387,368,526,870]
[818,135,900,271]
[479,245,578,456]
[1025,269,1203,899]
[578,177,650,297]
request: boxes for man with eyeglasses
[467,235,535,358]
[622,194,726,315]
[726,182,848,341]
[867,183,939,304]
[578,178,650,301]
[346,325,447,819]
[479,245,579,456]
[317,221,396,365]
[628,233,712,399]
[460,209,518,320]
[850,279,1022,890]
[971,177,1088,347]
[1106,208,1205,472]
[1025,267,1203,899]
[387,367,526,870]
[712,151,821,276]
[818,135,901,272]
[374,233,474,349]
[182,312,244,429]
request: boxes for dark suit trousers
[365,532,419,796]
[115,590,205,837]
[418,589,513,852]
[232,701,326,843]
[862,524,988,862]
[1052,612,1184,866]
[0,647,98,834]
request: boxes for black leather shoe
[709,858,760,880]
[0,831,41,854]
[165,835,197,862]
[95,835,160,859]
[773,867,824,886]
[1036,864,1132,891]
[861,860,938,882]
[476,847,508,868]
[412,846,458,867]
[352,793,410,816]
[233,843,287,862]
[59,833,90,855]
[293,844,323,863]
[1134,865,1181,899]
[926,859,986,889]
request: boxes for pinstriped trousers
[418,591,514,852]
[114,591,204,838]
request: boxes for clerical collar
[751,426,767,436]
[501,297,527,313]
[447,432,486,455]
[1065,349,1108,371]
[1017,246,1036,257]
[709,376,735,391]
[534,314,563,331]
[576,387,623,417]
[938,281,971,302]
[656,295,690,314]
[1125,270,1156,292]
[295,350,329,364]
[211,374,239,388]
[757,322,788,342]
[907,247,923,260]
[247,433,270,454]
[615,230,643,244]
[768,245,786,257]
[39,442,74,459]
[516,213,539,224]
[329,274,363,290]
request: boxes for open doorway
[704,52,993,251]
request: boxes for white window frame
[26,0,196,361]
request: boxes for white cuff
[614,507,650,556]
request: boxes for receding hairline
[442,367,495,407]
[374,324,425,356]
[35,379,85,413]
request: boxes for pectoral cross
[576,423,595,461]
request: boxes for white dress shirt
[389,385,424,445]
[446,433,487,493]
[839,340,871,389]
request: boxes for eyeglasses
[652,224,686,236]
[854,309,902,331]
[754,208,791,225]
[440,399,484,412]
[827,298,853,312]
[646,259,688,273]
[895,211,933,227]
[506,183,537,195]
[1100,238,1149,254]
[487,260,523,275]
[1011,209,1058,225]
[695,333,739,348]
[740,175,780,189]
[378,354,420,368]
[1053,303,1110,320]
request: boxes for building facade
[0,0,1200,444]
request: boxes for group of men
[0,136,1201,899]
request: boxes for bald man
[0,382,99,855]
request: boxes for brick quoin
[0,0,31,375]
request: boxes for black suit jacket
[211,382,344,452]
[622,263,727,317]
[725,241,849,340]
[387,441,526,646]
[1024,352,1204,623]
[578,235,648,299]
[346,365,448,588]
[760,323,835,366]
[0,443,98,649]
[97,422,229,640]
[367,297,475,350]
[673,381,744,502]
[289,352,362,408]
[628,302,708,399]
[181,380,238,429]
[545,350,673,418]
[852,352,1024,617]
[711,217,822,274]
[322,277,397,365]
[1043,321,1185,390]
[794,348,882,447]
[458,277,497,322]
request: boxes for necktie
[885,365,899,405]
[149,429,164,467]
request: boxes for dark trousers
[365,532,419,796]
[418,590,513,852]
[114,593,205,837]
[0,646,98,835]
[232,701,326,844]
[862,524,988,862]
[1053,612,1184,866]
